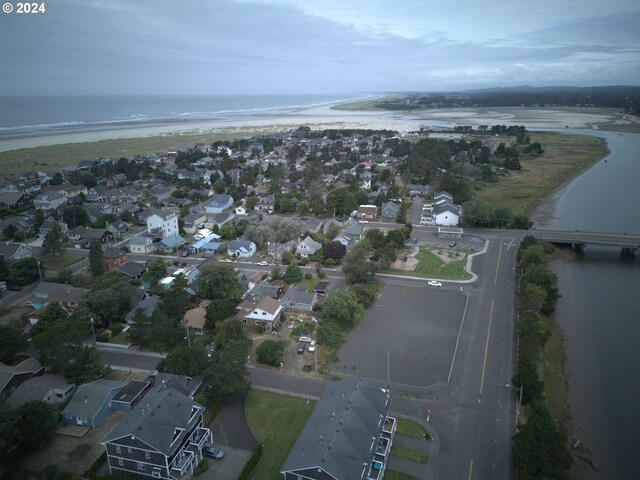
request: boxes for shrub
[109,323,124,335]
[193,459,209,476]
[325,258,337,266]
[237,443,264,480]
[304,272,312,280]
[299,257,309,266]
[292,321,316,337]
[256,324,265,334]
[318,271,327,279]
[256,340,285,366]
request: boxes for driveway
[330,283,466,389]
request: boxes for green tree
[82,273,132,328]
[327,187,356,217]
[160,274,190,320]
[9,257,41,284]
[511,355,544,405]
[298,200,310,215]
[283,264,303,284]
[0,256,7,281]
[143,260,168,292]
[513,403,572,480]
[42,222,66,257]
[63,205,89,227]
[213,178,227,194]
[521,264,560,315]
[0,396,18,465]
[322,289,364,329]
[256,339,285,366]
[342,244,377,285]
[15,400,59,453]
[204,319,250,404]
[158,345,209,376]
[88,242,105,277]
[0,320,28,363]
[63,346,107,384]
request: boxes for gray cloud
[0,0,638,94]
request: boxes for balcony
[375,436,390,457]
[189,427,210,449]
[367,460,385,480]
[170,451,194,476]
[382,416,396,436]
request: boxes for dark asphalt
[211,394,256,451]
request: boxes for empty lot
[330,283,466,388]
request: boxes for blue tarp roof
[191,233,221,249]
[201,242,220,251]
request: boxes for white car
[428,280,442,287]
[308,340,316,352]
[257,260,269,266]
[222,259,233,263]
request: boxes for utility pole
[90,317,96,344]
[185,323,191,348]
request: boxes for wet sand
[0,105,633,153]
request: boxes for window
[255,320,261,325]
[117,458,124,467]
[152,470,161,479]
[137,462,145,471]
[116,445,121,454]
[145,451,151,460]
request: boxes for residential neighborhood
[0,125,509,480]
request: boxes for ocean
[0,93,369,141]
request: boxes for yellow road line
[494,241,502,286]
[480,300,494,394]
[468,459,474,480]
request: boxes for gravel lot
[330,283,466,388]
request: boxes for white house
[0,243,33,262]
[204,195,234,214]
[145,208,179,239]
[433,203,461,226]
[227,240,256,258]
[295,235,322,258]
[129,235,155,254]
[237,296,283,331]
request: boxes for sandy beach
[1,104,636,153]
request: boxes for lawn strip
[391,446,428,464]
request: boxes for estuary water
[535,130,640,479]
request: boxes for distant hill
[374,86,640,113]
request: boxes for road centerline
[468,458,474,480]
[493,241,503,286]
[479,300,494,394]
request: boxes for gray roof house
[154,373,202,398]
[0,358,45,396]
[204,194,234,214]
[101,387,212,480]
[0,242,32,262]
[227,239,257,259]
[7,373,73,408]
[61,379,127,429]
[280,376,397,480]
[380,202,401,219]
[280,285,317,312]
[295,236,322,258]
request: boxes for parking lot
[330,283,466,388]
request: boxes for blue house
[204,194,234,214]
[61,379,127,429]
[227,239,256,258]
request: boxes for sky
[1,0,639,95]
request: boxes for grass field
[384,248,472,280]
[391,446,429,464]
[299,277,319,292]
[475,132,607,215]
[39,254,83,271]
[244,390,316,480]
[396,417,430,440]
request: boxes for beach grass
[475,132,607,216]
[244,390,316,480]
[331,95,400,111]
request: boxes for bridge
[531,229,640,255]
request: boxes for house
[34,192,68,211]
[211,212,234,228]
[154,373,202,398]
[246,280,283,302]
[106,220,129,238]
[357,204,378,221]
[342,219,364,240]
[433,203,461,226]
[204,194,234,214]
[295,236,322,258]
[184,300,210,336]
[381,202,401,219]
[0,192,33,209]
[117,261,149,280]
[38,219,68,239]
[129,235,156,254]
[61,379,128,428]
[146,209,179,239]
[103,247,128,271]
[190,233,222,255]
[254,194,275,213]
[126,294,161,323]
[101,387,212,480]
[48,286,89,311]
[182,211,207,235]
[0,358,45,396]
[159,235,186,252]
[280,285,317,312]
[314,280,336,297]
[80,227,114,246]
[227,239,256,259]
[237,296,283,331]
[406,184,435,197]
[8,373,74,408]
[0,242,32,262]
[280,377,397,480]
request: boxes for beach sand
[0,105,634,153]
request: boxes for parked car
[180,250,189,257]
[308,340,316,352]
[297,342,305,354]
[203,446,224,460]
[7,285,22,291]
[449,241,457,247]
[257,260,269,266]
[222,258,232,263]
[302,364,313,372]
[428,280,442,287]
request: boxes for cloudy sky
[1,0,638,95]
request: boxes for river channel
[534,130,640,479]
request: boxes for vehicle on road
[257,260,269,266]
[428,280,442,287]
[222,258,232,263]
[449,241,457,247]
[203,446,224,459]
[308,340,316,352]
[7,285,22,291]
[180,251,189,257]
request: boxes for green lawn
[39,255,83,271]
[391,446,428,464]
[299,277,319,292]
[384,470,421,480]
[396,417,430,440]
[244,390,316,480]
[384,248,472,280]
